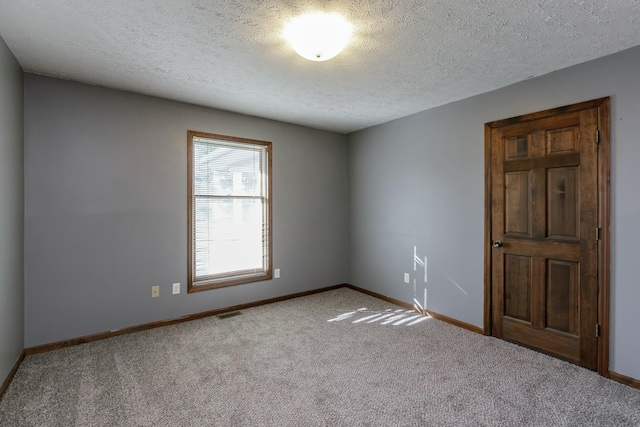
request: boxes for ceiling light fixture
[283,12,353,62]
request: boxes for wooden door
[485,98,609,372]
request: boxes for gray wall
[348,46,640,380]
[24,74,348,347]
[0,37,24,384]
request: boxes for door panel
[504,135,530,159]
[546,126,579,155]
[486,99,608,371]
[547,166,579,240]
[546,260,579,335]
[505,172,532,236]
[504,255,532,322]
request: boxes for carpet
[1,288,639,426]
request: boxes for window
[187,131,272,292]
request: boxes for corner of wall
[0,34,25,389]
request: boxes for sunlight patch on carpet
[328,308,431,326]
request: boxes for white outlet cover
[274,269,280,278]
[404,273,410,283]
[172,282,180,295]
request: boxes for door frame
[483,97,610,377]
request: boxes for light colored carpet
[1,287,639,426]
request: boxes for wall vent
[217,311,242,319]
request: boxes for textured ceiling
[1,0,640,133]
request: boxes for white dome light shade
[283,13,353,62]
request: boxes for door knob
[493,241,503,248]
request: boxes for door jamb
[483,97,610,377]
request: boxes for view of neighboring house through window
[188,131,272,291]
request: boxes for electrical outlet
[404,273,410,283]
[151,286,159,298]
[172,282,180,295]
[274,269,280,278]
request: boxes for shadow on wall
[410,245,469,315]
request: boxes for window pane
[193,142,263,197]
[194,197,264,278]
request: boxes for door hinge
[596,324,601,338]
[595,227,601,241]
[595,130,600,144]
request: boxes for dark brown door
[486,99,609,371]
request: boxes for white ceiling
[1,1,639,134]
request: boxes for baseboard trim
[425,310,485,335]
[25,283,348,356]
[345,284,484,334]
[609,371,640,389]
[0,350,25,402]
